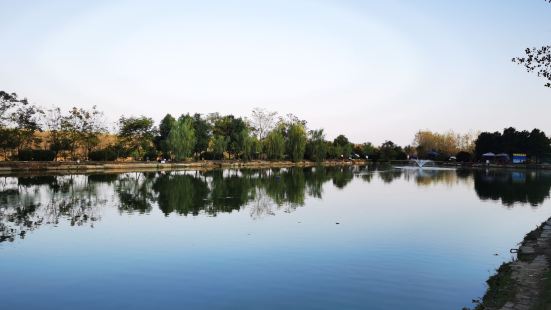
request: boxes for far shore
[0,159,369,174]
[1,159,551,174]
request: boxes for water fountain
[411,159,433,168]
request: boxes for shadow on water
[2,166,551,244]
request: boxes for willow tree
[264,129,285,160]
[286,123,307,162]
[307,129,327,162]
[167,115,196,161]
[240,128,258,161]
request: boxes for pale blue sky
[0,0,549,145]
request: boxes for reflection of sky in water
[1,167,551,309]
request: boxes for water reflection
[473,170,551,207]
[0,174,104,242]
[2,167,551,244]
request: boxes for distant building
[512,153,527,164]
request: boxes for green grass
[474,263,517,310]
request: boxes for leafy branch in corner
[512,0,551,88]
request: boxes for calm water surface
[1,166,551,309]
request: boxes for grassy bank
[472,219,551,310]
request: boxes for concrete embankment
[474,218,551,310]
[0,160,368,174]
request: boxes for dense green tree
[240,128,258,161]
[286,123,307,162]
[361,142,377,159]
[264,129,285,160]
[212,115,247,159]
[193,113,211,158]
[211,135,228,160]
[474,131,503,157]
[379,140,405,161]
[333,134,353,158]
[456,151,473,163]
[306,129,327,162]
[118,116,157,160]
[155,114,175,158]
[528,129,551,161]
[474,128,551,161]
[167,115,196,161]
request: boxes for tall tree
[286,123,307,162]
[212,115,247,159]
[264,129,285,160]
[45,107,72,160]
[306,129,327,162]
[61,106,105,159]
[528,128,551,161]
[192,113,211,158]
[360,142,378,159]
[249,107,277,140]
[118,116,157,160]
[210,135,228,160]
[379,140,405,161]
[10,99,43,151]
[474,127,551,160]
[155,114,175,158]
[239,128,257,161]
[167,114,196,161]
[333,134,353,158]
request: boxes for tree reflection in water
[0,174,105,243]
[473,170,551,207]
[2,166,551,244]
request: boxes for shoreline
[473,217,551,310]
[1,160,551,174]
[1,159,551,173]
[0,159,369,174]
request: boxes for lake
[1,166,551,309]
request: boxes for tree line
[0,91,413,162]
[412,128,551,163]
[2,90,550,163]
[474,127,551,162]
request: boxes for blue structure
[512,153,527,164]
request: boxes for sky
[0,0,550,145]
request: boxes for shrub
[456,151,472,163]
[17,149,56,161]
[201,151,217,160]
[17,149,33,161]
[142,149,158,161]
[89,149,118,161]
